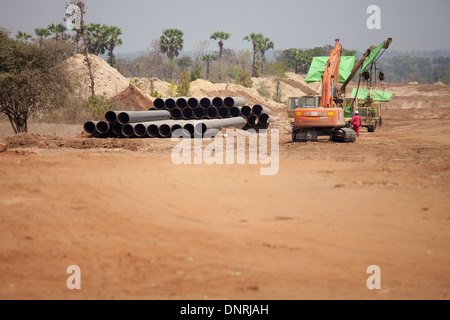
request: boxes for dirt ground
[0,113,449,300]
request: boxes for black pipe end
[117,112,130,125]
[230,107,240,118]
[154,98,165,109]
[97,121,110,134]
[84,122,97,134]
[122,124,135,137]
[105,111,118,123]
[171,108,182,120]
[134,124,147,137]
[224,97,234,108]
[212,97,223,108]
[147,125,159,138]
[188,98,199,109]
[200,98,211,109]
[159,124,171,138]
[252,105,263,116]
[241,106,252,118]
[165,98,176,109]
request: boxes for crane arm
[338,46,375,96]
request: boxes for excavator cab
[287,96,321,124]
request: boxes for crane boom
[337,46,375,96]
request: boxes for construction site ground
[1,110,449,299]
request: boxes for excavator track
[331,128,357,143]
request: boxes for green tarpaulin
[304,56,356,83]
[349,88,393,102]
[360,40,385,75]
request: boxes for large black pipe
[153,98,165,109]
[224,97,245,108]
[84,121,99,135]
[240,106,252,118]
[258,114,278,126]
[252,105,272,116]
[212,97,225,108]
[193,107,205,119]
[117,110,171,125]
[247,114,259,127]
[207,107,218,119]
[188,97,200,109]
[105,111,121,123]
[230,107,241,118]
[200,97,213,109]
[182,108,193,120]
[176,97,188,109]
[111,122,123,136]
[96,121,110,134]
[170,108,182,120]
[164,98,176,109]
[183,122,195,137]
[194,117,247,136]
[218,106,229,119]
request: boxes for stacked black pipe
[84,96,276,138]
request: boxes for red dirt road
[0,118,449,300]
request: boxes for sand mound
[66,54,130,100]
[112,84,154,111]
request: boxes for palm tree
[243,32,264,77]
[34,28,51,45]
[259,36,274,76]
[210,31,231,62]
[202,54,216,80]
[159,28,184,61]
[15,31,32,42]
[86,23,109,56]
[47,23,67,41]
[106,26,123,66]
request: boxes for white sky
[1,0,449,54]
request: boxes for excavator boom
[320,39,341,108]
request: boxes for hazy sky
[1,0,449,54]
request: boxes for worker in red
[351,111,362,137]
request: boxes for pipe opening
[182,108,193,120]
[105,111,118,123]
[97,121,110,134]
[200,98,212,109]
[154,98,165,109]
[147,124,159,138]
[183,123,195,137]
[134,124,147,137]
[176,97,188,109]
[112,123,123,136]
[240,106,252,118]
[171,108,182,120]
[207,107,218,118]
[165,98,176,109]
[252,105,263,116]
[117,112,130,125]
[218,107,229,118]
[224,97,234,108]
[258,114,270,125]
[212,97,223,107]
[247,115,258,127]
[188,98,199,109]
[84,122,97,134]
[159,124,171,138]
[230,107,240,118]
[122,124,135,137]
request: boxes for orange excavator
[292,39,357,142]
